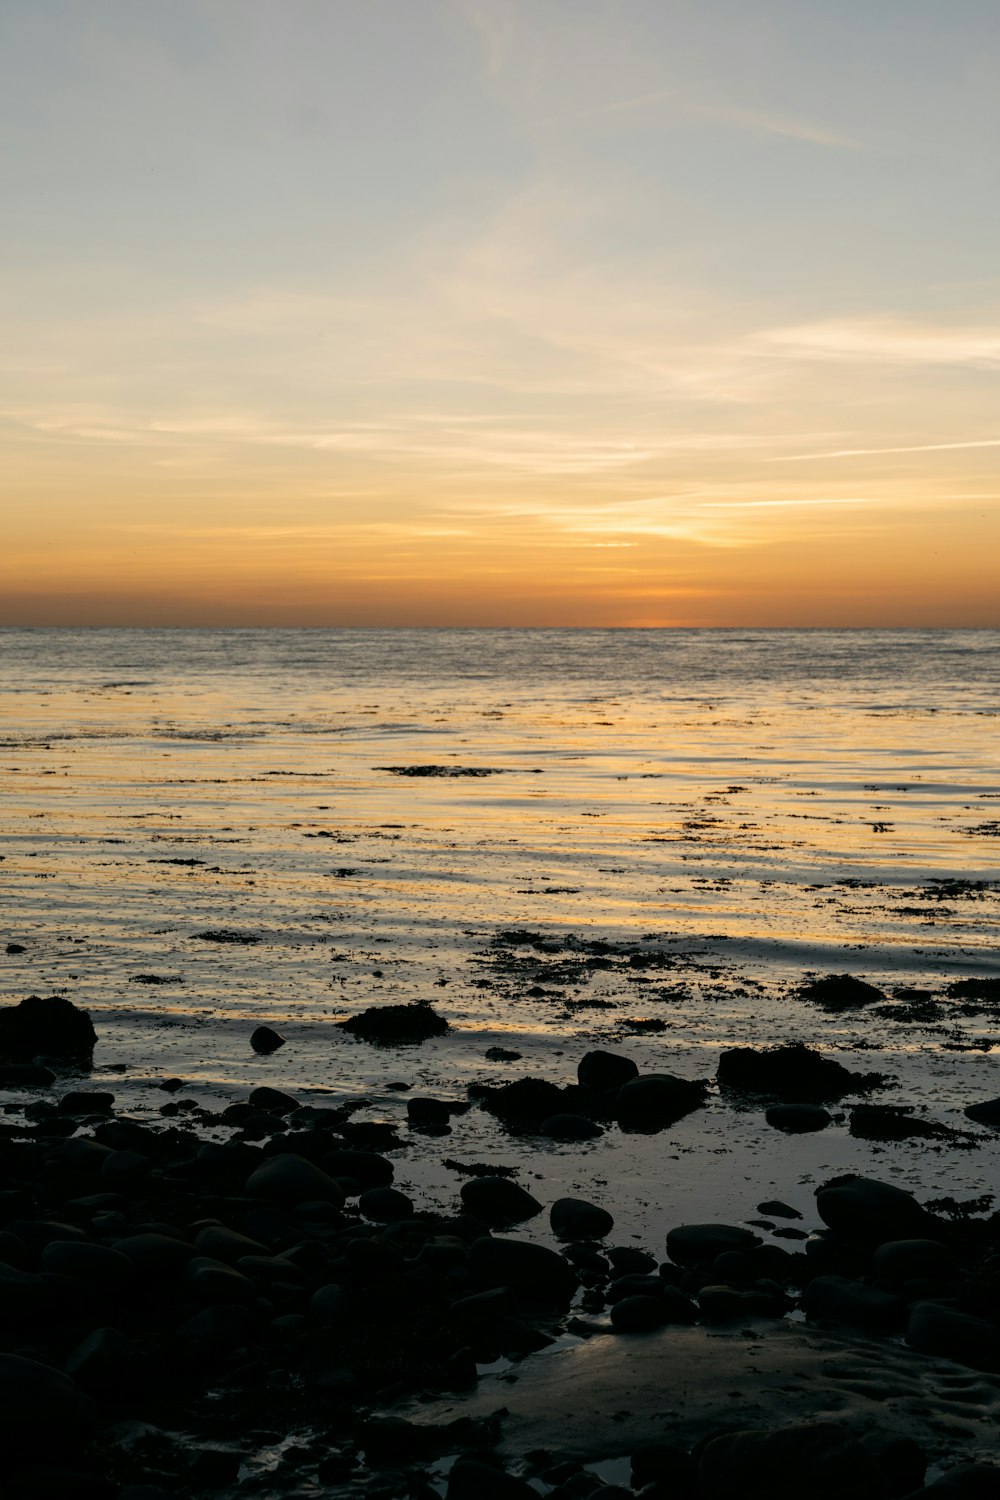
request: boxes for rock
[64,1327,138,1398]
[324,1149,393,1189]
[0,1064,55,1087]
[607,1246,657,1274]
[58,1091,114,1115]
[698,1421,888,1499]
[473,1077,567,1129]
[666,1224,761,1266]
[338,1002,448,1044]
[359,1186,413,1221]
[815,1177,933,1244]
[800,1275,904,1332]
[849,1105,959,1143]
[0,996,97,1063]
[0,1353,94,1459]
[248,1086,298,1114]
[766,1103,832,1133]
[717,1043,884,1101]
[0,1264,56,1327]
[540,1113,604,1140]
[758,1200,803,1219]
[797,974,886,1011]
[906,1302,1000,1372]
[245,1154,346,1207]
[907,1464,1000,1497]
[406,1096,452,1125]
[614,1073,708,1128]
[460,1177,542,1226]
[193,1226,268,1263]
[113,1233,195,1276]
[469,1236,578,1305]
[611,1294,667,1332]
[446,1457,537,1499]
[577,1049,639,1090]
[963,1099,1000,1129]
[249,1026,285,1054]
[40,1241,135,1290]
[698,1284,785,1322]
[176,1303,260,1345]
[870,1239,955,1284]
[183,1257,258,1304]
[631,1442,694,1490]
[550,1198,614,1240]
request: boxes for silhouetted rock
[550,1197,614,1240]
[245,1153,346,1208]
[338,1002,448,1044]
[906,1302,1000,1372]
[698,1421,888,1500]
[666,1223,761,1265]
[469,1236,578,1305]
[964,1098,1000,1128]
[0,996,97,1063]
[815,1176,933,1243]
[577,1049,638,1090]
[717,1042,886,1101]
[797,973,886,1011]
[614,1072,708,1128]
[766,1102,832,1133]
[249,1026,285,1054]
[460,1176,542,1226]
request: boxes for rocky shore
[1,995,998,1500]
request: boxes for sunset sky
[2,0,998,627]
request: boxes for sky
[2,0,999,627]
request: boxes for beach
[1,627,999,1496]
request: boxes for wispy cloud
[763,320,1000,367]
[539,88,860,149]
[773,438,1000,462]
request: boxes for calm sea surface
[1,628,999,1231]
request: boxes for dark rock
[849,1105,959,1143]
[113,1233,194,1276]
[193,1226,268,1263]
[473,1077,567,1130]
[245,1153,346,1207]
[698,1284,785,1321]
[407,1097,453,1125]
[906,1301,1000,1372]
[460,1177,542,1226]
[540,1113,604,1140]
[859,1433,926,1496]
[176,1303,260,1345]
[766,1103,832,1133]
[718,1042,884,1101]
[183,1256,258,1304]
[64,1327,138,1398]
[963,1099,1000,1129]
[577,1049,639,1090]
[324,1149,393,1189]
[614,1073,708,1128]
[40,1241,135,1289]
[631,1442,694,1490]
[0,1064,55,1087]
[338,1002,448,1044]
[870,1239,955,1284]
[469,1236,578,1305]
[0,1264,56,1327]
[610,1294,667,1332]
[58,1091,114,1115]
[446,1457,537,1499]
[0,1354,94,1460]
[249,1026,285,1054]
[0,996,97,1063]
[757,1200,803,1220]
[816,1177,933,1244]
[906,1464,1000,1497]
[248,1086,298,1114]
[550,1197,614,1240]
[797,974,886,1012]
[607,1246,657,1274]
[698,1422,888,1499]
[359,1186,414,1221]
[801,1274,904,1332]
[666,1223,761,1265]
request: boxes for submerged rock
[0,996,97,1063]
[766,1102,832,1133]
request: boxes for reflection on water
[2,627,999,1229]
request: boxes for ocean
[2,627,999,1240]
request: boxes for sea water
[1,627,998,1237]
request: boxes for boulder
[718,1043,883,1101]
[577,1049,639,1090]
[460,1177,542,1226]
[815,1177,932,1244]
[964,1099,1000,1129]
[245,1154,345,1208]
[469,1236,577,1306]
[797,974,886,1012]
[766,1103,832,1133]
[801,1274,904,1332]
[0,997,97,1063]
[248,1087,298,1114]
[540,1113,603,1140]
[614,1073,708,1128]
[249,1026,285,1054]
[906,1302,1000,1373]
[549,1197,614,1240]
[698,1421,888,1500]
[666,1223,761,1266]
[0,1354,94,1460]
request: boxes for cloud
[773,438,1000,462]
[762,320,1000,367]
